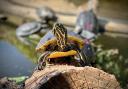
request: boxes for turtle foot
[36,51,51,71]
[35,62,46,71]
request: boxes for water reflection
[0,41,36,77]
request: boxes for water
[0,41,36,78]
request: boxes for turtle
[16,21,50,45]
[36,6,57,23]
[35,23,93,70]
[74,10,99,40]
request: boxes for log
[25,65,121,89]
[0,0,39,20]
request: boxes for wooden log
[25,65,121,89]
[0,0,39,20]
[105,22,128,33]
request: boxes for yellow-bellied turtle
[36,23,93,70]
[16,21,50,45]
[74,10,99,39]
[16,7,58,45]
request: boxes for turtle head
[52,23,68,51]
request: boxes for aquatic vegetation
[95,37,128,89]
[9,76,28,84]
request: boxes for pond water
[0,41,36,78]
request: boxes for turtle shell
[36,6,57,21]
[76,10,98,32]
[16,22,42,37]
[36,31,84,52]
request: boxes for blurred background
[0,0,128,88]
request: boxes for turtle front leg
[36,51,51,70]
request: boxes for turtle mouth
[48,50,77,59]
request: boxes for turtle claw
[36,51,51,71]
[37,62,46,70]
[34,62,46,72]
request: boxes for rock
[0,77,20,89]
[25,65,121,89]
